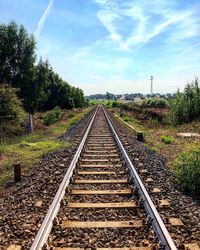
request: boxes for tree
[0,22,37,114]
[35,58,51,110]
[0,21,86,124]
[57,83,73,109]
[71,87,85,108]
[169,78,200,125]
[0,85,26,136]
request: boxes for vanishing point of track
[31,105,178,250]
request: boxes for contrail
[177,42,200,58]
[34,0,54,39]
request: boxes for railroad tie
[54,247,154,250]
[79,164,122,168]
[77,171,125,175]
[67,201,137,208]
[70,189,134,195]
[74,179,130,184]
[61,220,143,229]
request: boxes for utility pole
[150,75,153,96]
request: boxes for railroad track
[31,106,178,250]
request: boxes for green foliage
[0,85,26,136]
[123,116,130,122]
[88,99,99,105]
[43,107,61,126]
[112,101,118,108]
[142,97,169,107]
[0,21,86,118]
[160,135,174,144]
[174,146,200,195]
[149,118,159,126]
[102,100,118,108]
[0,21,37,114]
[169,78,200,125]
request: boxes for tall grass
[169,78,200,125]
[174,146,200,195]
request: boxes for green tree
[0,21,86,122]
[72,87,85,108]
[169,78,200,125]
[57,83,73,109]
[35,58,51,110]
[0,85,26,136]
[0,21,36,114]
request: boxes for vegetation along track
[30,106,193,250]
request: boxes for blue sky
[0,0,200,95]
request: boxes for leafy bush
[123,116,130,122]
[169,78,200,125]
[174,147,200,195]
[102,100,118,108]
[0,85,26,136]
[112,101,118,108]
[142,97,169,107]
[43,107,61,126]
[160,135,174,144]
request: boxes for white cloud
[94,0,199,50]
[97,8,121,42]
[95,0,109,5]
[34,0,54,39]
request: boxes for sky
[0,0,200,95]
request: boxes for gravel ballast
[0,109,95,249]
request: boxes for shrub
[43,107,61,126]
[142,98,169,107]
[112,101,118,108]
[174,147,200,195]
[160,135,174,144]
[0,85,26,136]
[123,116,130,122]
[169,78,200,125]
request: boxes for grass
[0,107,91,185]
[160,135,174,144]
[119,113,145,133]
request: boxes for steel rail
[30,107,98,250]
[103,107,178,250]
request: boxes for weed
[173,146,200,195]
[160,135,174,144]
[149,118,159,126]
[123,116,130,122]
